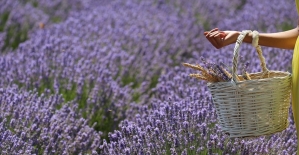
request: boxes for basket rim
[207,70,291,86]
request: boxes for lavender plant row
[0,0,207,139]
[0,86,101,154]
[0,0,298,154]
[0,0,96,52]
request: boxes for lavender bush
[0,86,101,154]
[0,0,298,154]
[0,0,95,52]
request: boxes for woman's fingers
[207,38,217,47]
[213,32,226,40]
[207,31,226,38]
[205,29,239,49]
[204,28,219,36]
[209,31,220,37]
[206,36,221,49]
[205,29,225,39]
[204,28,226,49]
[214,37,223,49]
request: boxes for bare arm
[204,28,299,50]
[236,28,298,49]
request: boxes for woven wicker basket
[207,30,292,138]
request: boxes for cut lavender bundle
[182,63,218,82]
[212,63,232,82]
[183,58,232,83]
[242,62,251,80]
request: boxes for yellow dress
[293,0,299,154]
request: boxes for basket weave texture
[207,30,292,138]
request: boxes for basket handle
[232,30,269,83]
[251,31,270,75]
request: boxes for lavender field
[0,0,298,154]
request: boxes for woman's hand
[204,28,239,49]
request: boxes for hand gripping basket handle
[232,30,270,83]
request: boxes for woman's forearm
[225,28,299,50]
